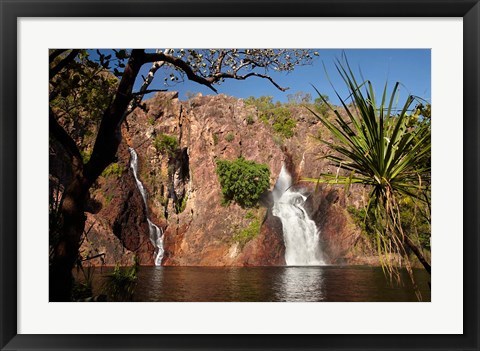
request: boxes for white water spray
[129,147,164,266]
[272,165,325,265]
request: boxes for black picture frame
[1,1,479,350]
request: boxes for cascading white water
[272,165,325,266]
[129,147,164,266]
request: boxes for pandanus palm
[305,59,431,287]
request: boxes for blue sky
[90,49,431,106]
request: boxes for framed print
[1,0,479,350]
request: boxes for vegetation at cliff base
[103,256,139,302]
[216,157,270,208]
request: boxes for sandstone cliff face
[95,143,155,265]
[74,92,370,266]
[123,93,286,266]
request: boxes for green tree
[50,50,119,153]
[313,94,330,117]
[244,96,296,139]
[49,49,316,301]
[153,133,179,157]
[305,58,431,291]
[287,91,312,104]
[216,157,270,208]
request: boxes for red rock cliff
[71,92,371,266]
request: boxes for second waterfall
[129,147,164,266]
[272,165,325,266]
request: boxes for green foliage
[246,114,255,125]
[216,157,270,208]
[175,195,188,214]
[313,95,330,117]
[233,216,262,247]
[305,57,431,287]
[245,210,256,219]
[213,133,219,146]
[101,162,124,178]
[104,192,114,205]
[154,133,179,157]
[80,148,92,164]
[271,107,296,138]
[244,96,296,139]
[348,196,431,252]
[399,196,431,250]
[72,265,95,300]
[347,206,375,238]
[50,50,118,149]
[244,96,275,122]
[287,91,312,104]
[148,116,156,125]
[158,195,168,207]
[225,133,235,142]
[103,256,139,302]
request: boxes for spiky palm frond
[305,57,431,298]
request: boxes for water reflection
[87,266,430,302]
[277,267,325,302]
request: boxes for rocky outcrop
[81,144,155,265]
[240,209,286,266]
[71,91,370,266]
[123,93,287,266]
[79,214,135,266]
[303,185,360,263]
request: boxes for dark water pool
[82,265,430,302]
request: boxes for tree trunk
[49,174,89,301]
[404,234,431,274]
[49,50,145,301]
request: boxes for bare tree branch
[215,50,227,73]
[124,49,173,119]
[209,71,289,91]
[131,89,167,96]
[81,253,106,262]
[142,50,297,92]
[142,52,218,93]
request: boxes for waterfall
[272,165,325,266]
[128,147,164,266]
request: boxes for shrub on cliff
[244,96,296,139]
[216,157,270,208]
[153,133,178,157]
[101,162,124,178]
[234,217,261,247]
